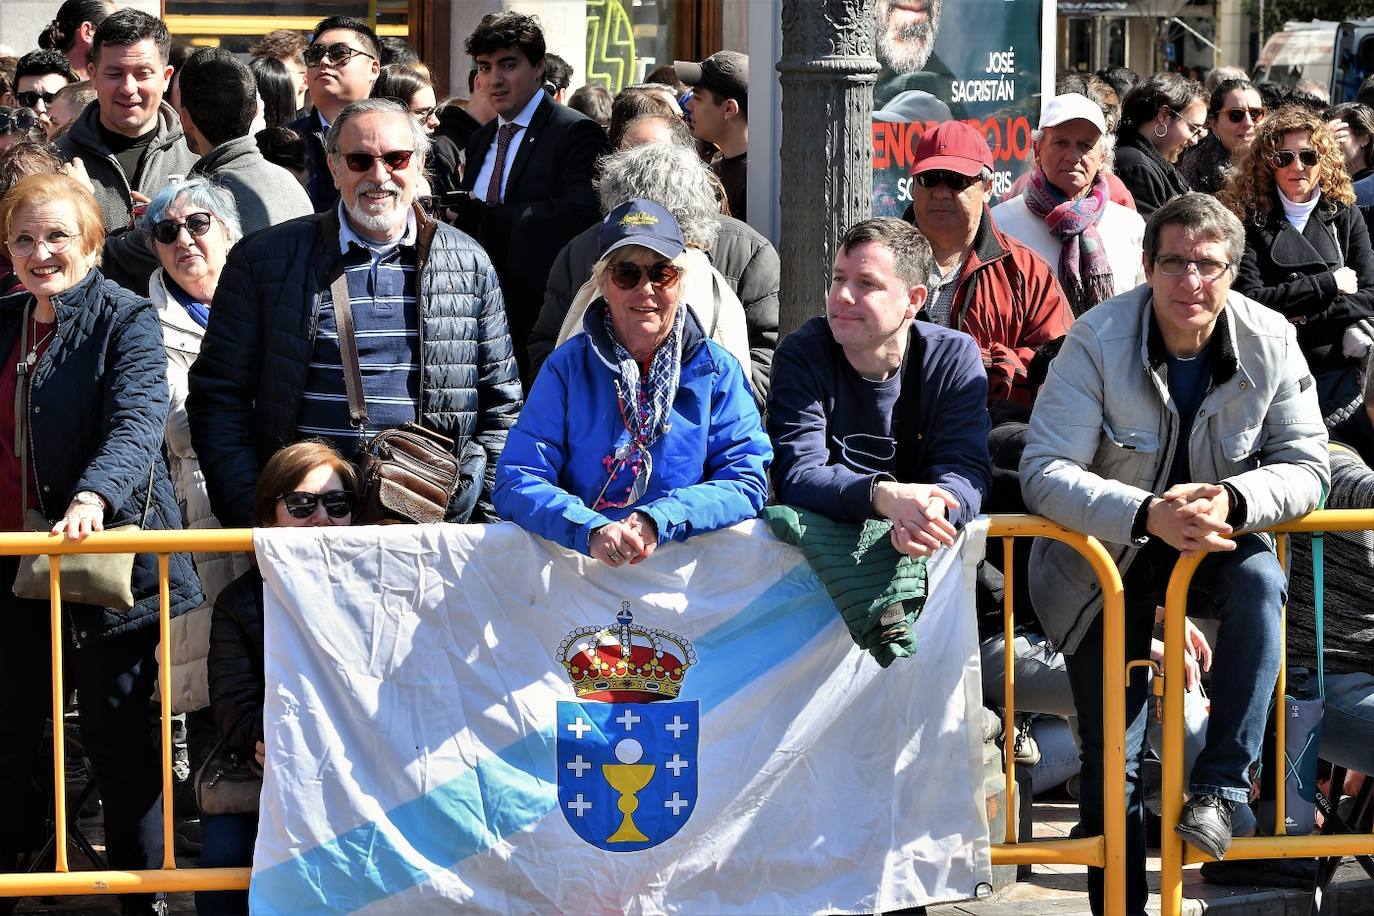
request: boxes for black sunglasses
[342,150,414,173]
[914,170,980,191]
[609,261,681,290]
[1223,107,1265,124]
[151,211,214,244]
[280,489,356,519]
[1271,148,1319,170]
[0,107,37,134]
[304,42,376,68]
[15,90,58,108]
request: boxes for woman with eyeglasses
[494,199,770,568]
[199,440,355,916]
[0,172,201,910]
[1224,106,1374,420]
[1178,79,1265,195]
[371,64,440,136]
[140,178,254,736]
[1113,72,1207,217]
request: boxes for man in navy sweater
[767,217,992,556]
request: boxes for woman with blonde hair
[1225,105,1374,419]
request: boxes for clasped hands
[589,511,659,567]
[872,480,959,558]
[1145,481,1235,557]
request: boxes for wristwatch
[71,491,106,511]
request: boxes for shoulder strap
[15,304,31,513]
[1313,531,1326,700]
[330,271,368,432]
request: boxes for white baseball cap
[1039,93,1107,135]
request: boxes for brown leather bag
[331,273,462,525]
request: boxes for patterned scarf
[1024,167,1116,316]
[592,303,686,510]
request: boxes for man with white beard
[873,0,960,114]
[187,98,523,528]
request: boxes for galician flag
[247,519,992,914]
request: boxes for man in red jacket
[905,121,1074,405]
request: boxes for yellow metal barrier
[1158,510,1374,916]
[985,516,1128,916]
[0,519,1128,909]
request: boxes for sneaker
[1175,794,1234,860]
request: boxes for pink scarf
[1023,168,1116,316]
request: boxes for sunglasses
[15,90,58,108]
[608,260,681,290]
[0,107,37,133]
[1223,107,1265,124]
[914,170,980,191]
[304,42,376,68]
[151,211,214,244]
[280,489,356,519]
[1271,148,1320,169]
[341,149,414,173]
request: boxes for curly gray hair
[595,143,721,250]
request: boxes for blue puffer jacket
[0,270,203,640]
[494,300,771,555]
[187,207,524,527]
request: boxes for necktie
[485,122,523,204]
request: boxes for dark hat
[674,50,748,102]
[912,120,994,177]
[598,199,686,261]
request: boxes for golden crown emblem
[557,602,696,703]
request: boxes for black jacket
[457,92,608,377]
[187,207,524,528]
[529,214,780,406]
[207,568,264,757]
[0,270,202,639]
[285,110,335,213]
[1233,197,1374,375]
[1176,134,1233,195]
[1113,129,1192,218]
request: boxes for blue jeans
[1063,534,1284,916]
[196,812,258,915]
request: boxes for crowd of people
[0,3,1371,915]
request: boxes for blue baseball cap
[598,199,686,261]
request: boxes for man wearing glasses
[1022,193,1329,916]
[905,120,1073,405]
[288,16,382,212]
[4,49,76,138]
[767,217,992,559]
[188,98,523,529]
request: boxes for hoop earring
[1153,121,1169,140]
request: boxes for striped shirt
[296,208,421,455]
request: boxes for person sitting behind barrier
[494,199,771,567]
[767,217,992,558]
[200,440,356,916]
[0,172,203,915]
[1021,192,1329,914]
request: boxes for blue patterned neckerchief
[591,304,686,511]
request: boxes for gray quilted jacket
[1021,285,1329,654]
[186,206,524,528]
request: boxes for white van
[1252,20,1338,90]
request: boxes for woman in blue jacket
[0,174,201,913]
[494,199,770,566]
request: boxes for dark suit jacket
[1234,197,1374,375]
[458,92,608,380]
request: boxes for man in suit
[457,12,608,382]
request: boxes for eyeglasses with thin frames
[1172,110,1208,141]
[1154,256,1232,280]
[7,229,75,258]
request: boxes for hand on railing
[1146,483,1235,557]
[51,493,107,542]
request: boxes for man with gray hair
[188,98,523,528]
[529,138,779,405]
[1022,192,1329,913]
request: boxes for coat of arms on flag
[556,602,699,851]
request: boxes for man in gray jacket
[55,9,194,236]
[1021,193,1328,914]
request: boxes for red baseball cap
[912,121,994,177]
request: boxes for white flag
[248,519,992,914]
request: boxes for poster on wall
[871,0,1055,216]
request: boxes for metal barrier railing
[1157,509,1374,916]
[0,519,1129,910]
[984,516,1128,915]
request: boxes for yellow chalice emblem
[603,738,655,843]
